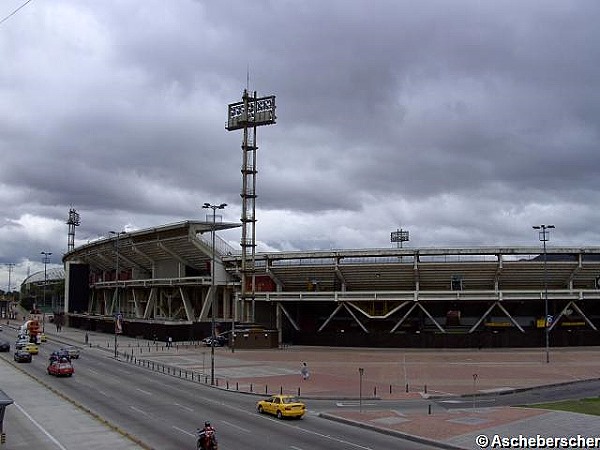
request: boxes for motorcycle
[196,428,218,450]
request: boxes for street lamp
[358,367,364,413]
[203,202,227,386]
[40,252,52,312]
[110,231,125,358]
[533,224,555,364]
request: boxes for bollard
[390,384,392,394]
[227,381,229,390]
[250,383,253,392]
[428,404,432,415]
[298,387,301,396]
[280,386,283,394]
[424,384,427,394]
[406,383,409,393]
[236,382,239,391]
[265,385,268,394]
[374,386,377,397]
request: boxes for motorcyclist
[196,421,217,450]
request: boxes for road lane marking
[221,419,251,433]
[129,405,150,416]
[13,402,68,450]
[136,388,152,395]
[335,402,378,407]
[173,402,194,412]
[172,425,195,437]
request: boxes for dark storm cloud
[1,0,600,286]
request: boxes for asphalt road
[1,340,435,450]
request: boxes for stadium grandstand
[20,267,66,313]
[62,221,600,348]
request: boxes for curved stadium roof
[21,267,65,285]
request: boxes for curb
[319,412,468,450]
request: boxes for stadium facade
[62,221,600,347]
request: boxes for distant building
[20,267,65,313]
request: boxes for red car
[47,359,74,377]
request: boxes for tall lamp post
[203,202,227,386]
[40,252,52,313]
[533,224,555,364]
[110,231,124,358]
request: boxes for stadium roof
[21,267,65,285]
[64,220,240,273]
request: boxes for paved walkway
[10,319,600,450]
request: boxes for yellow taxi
[257,394,306,419]
[23,343,39,355]
[40,333,47,343]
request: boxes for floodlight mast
[391,228,409,249]
[226,90,276,350]
[66,208,81,252]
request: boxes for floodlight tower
[66,208,81,252]
[391,229,409,249]
[6,263,15,293]
[226,90,276,327]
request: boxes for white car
[15,339,29,349]
[61,346,80,359]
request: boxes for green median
[527,398,600,416]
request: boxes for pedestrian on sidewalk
[300,361,310,380]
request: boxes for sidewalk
[26,321,600,450]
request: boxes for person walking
[300,361,310,380]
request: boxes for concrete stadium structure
[62,221,600,347]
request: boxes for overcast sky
[2,0,600,288]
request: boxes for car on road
[15,338,29,349]
[257,394,306,419]
[47,359,74,377]
[0,340,10,352]
[60,346,80,359]
[40,333,47,342]
[23,342,39,355]
[14,349,32,363]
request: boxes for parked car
[0,340,10,352]
[60,346,80,359]
[257,394,306,419]
[47,359,74,377]
[14,349,32,363]
[202,335,228,347]
[23,343,39,355]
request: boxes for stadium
[62,220,600,348]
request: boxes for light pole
[358,367,364,413]
[203,202,227,385]
[40,252,52,333]
[110,231,124,358]
[40,252,52,309]
[533,224,555,364]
